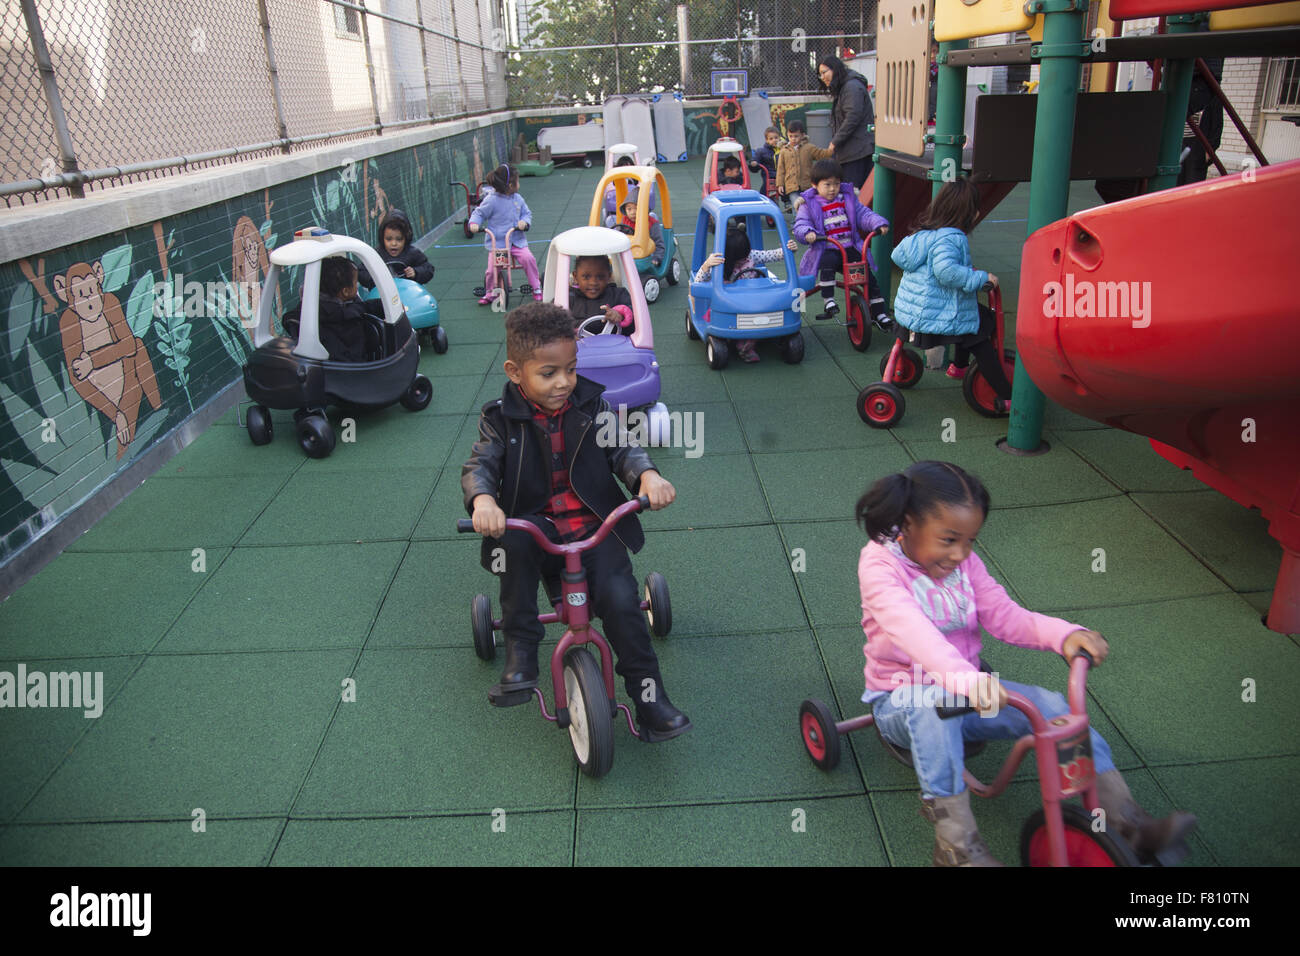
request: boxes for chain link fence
[507,0,878,107]
[2,0,508,205]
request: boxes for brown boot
[920,792,1005,867]
[1095,770,1198,859]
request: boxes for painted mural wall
[0,122,510,566]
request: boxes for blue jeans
[864,679,1117,798]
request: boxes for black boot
[635,692,692,742]
[489,637,540,707]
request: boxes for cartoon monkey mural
[53,260,162,459]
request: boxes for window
[333,3,361,39]
[1262,57,1300,111]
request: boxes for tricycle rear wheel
[799,698,841,771]
[879,347,925,388]
[963,348,1016,418]
[857,383,905,428]
[644,572,671,637]
[1020,803,1140,867]
[471,594,496,661]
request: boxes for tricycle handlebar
[457,495,651,554]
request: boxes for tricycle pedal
[488,683,536,708]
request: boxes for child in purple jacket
[855,460,1197,866]
[794,159,893,330]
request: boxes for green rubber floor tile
[66,477,279,552]
[370,538,491,648]
[639,526,808,636]
[239,468,433,545]
[421,372,491,412]
[271,811,575,866]
[576,630,860,808]
[158,542,406,653]
[649,453,767,529]
[299,408,464,474]
[1042,401,1110,431]
[432,316,507,346]
[576,796,888,866]
[1133,491,1281,593]
[645,402,748,458]
[720,351,861,403]
[293,648,574,816]
[411,469,473,541]
[904,436,1121,508]
[0,818,285,866]
[737,399,903,453]
[16,649,355,822]
[1155,758,1300,866]
[657,365,730,406]
[754,445,913,522]
[1053,594,1300,764]
[1051,428,1205,493]
[976,497,1228,611]
[783,518,871,630]
[155,420,304,478]
[1238,591,1274,619]
[472,374,512,408]
[0,549,226,658]
[0,656,140,823]
[432,341,502,375]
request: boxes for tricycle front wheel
[564,648,614,778]
[1020,803,1140,867]
[471,594,496,661]
[644,572,671,637]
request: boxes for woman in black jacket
[817,55,876,190]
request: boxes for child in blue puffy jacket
[890,178,1013,410]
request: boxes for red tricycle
[457,496,671,779]
[450,179,491,239]
[798,652,1149,866]
[809,228,883,352]
[858,285,1015,428]
[472,226,534,309]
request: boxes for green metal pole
[1004,1,1086,454]
[932,38,969,197]
[1147,14,1204,192]
[872,152,896,301]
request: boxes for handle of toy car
[455,496,651,553]
[985,283,1002,313]
[936,701,975,719]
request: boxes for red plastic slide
[1017,159,1300,633]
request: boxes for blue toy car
[360,269,445,353]
[686,190,815,369]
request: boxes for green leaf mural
[99,243,132,293]
[7,281,36,362]
[126,272,155,338]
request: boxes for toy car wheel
[857,383,905,428]
[582,156,593,168]
[685,309,700,341]
[847,293,871,352]
[780,331,805,364]
[879,347,925,389]
[706,335,730,370]
[644,572,671,637]
[643,277,661,304]
[799,698,842,771]
[667,258,682,285]
[473,285,486,298]
[401,374,433,412]
[471,594,496,661]
[563,647,614,778]
[432,326,449,354]
[963,348,1016,418]
[296,414,335,459]
[1020,803,1140,867]
[246,405,273,446]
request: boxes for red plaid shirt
[529,397,601,543]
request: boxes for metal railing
[3,0,509,205]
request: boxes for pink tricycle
[457,496,670,778]
[799,652,1151,866]
[473,226,534,310]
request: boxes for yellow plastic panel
[935,0,1035,43]
[1210,1,1300,29]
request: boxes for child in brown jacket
[775,120,834,211]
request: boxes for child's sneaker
[820,298,840,320]
[533,292,543,302]
[945,363,967,380]
[872,311,895,332]
[736,340,760,363]
[478,292,495,306]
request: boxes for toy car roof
[270,232,375,266]
[708,140,745,154]
[550,225,633,256]
[700,189,780,218]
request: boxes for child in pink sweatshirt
[855,460,1196,866]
